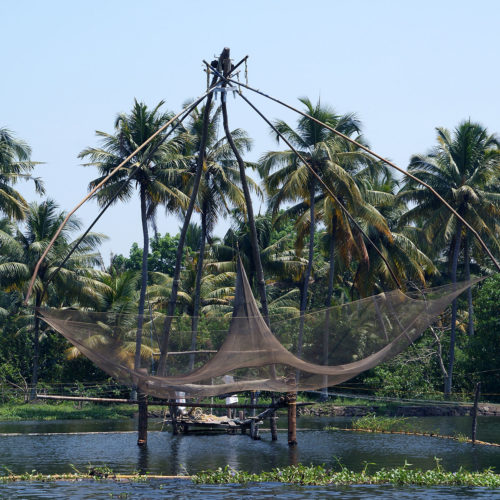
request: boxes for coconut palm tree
[259,97,369,356]
[398,120,500,396]
[179,104,259,367]
[210,212,307,290]
[79,99,190,374]
[80,99,191,441]
[0,128,44,220]
[0,199,105,396]
[344,170,437,296]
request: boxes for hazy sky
[3,0,499,262]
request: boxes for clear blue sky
[3,0,499,262]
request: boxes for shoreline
[298,403,500,418]
[1,400,499,422]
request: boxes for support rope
[204,65,500,274]
[24,86,219,304]
[238,90,401,289]
[39,96,204,301]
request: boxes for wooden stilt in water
[250,391,260,439]
[137,390,148,446]
[239,410,246,434]
[270,395,278,441]
[287,392,297,446]
[471,382,481,446]
[170,399,179,435]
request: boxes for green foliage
[360,333,444,398]
[193,463,500,487]
[351,413,411,432]
[467,275,500,399]
[1,112,499,401]
[0,401,136,421]
[112,232,180,276]
[0,128,44,221]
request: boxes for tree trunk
[444,223,462,397]
[297,181,316,357]
[30,292,41,401]
[321,225,335,399]
[464,232,474,337]
[134,185,149,371]
[190,205,207,370]
[135,185,149,445]
[326,225,336,310]
[157,53,222,376]
[221,98,270,325]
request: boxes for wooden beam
[36,394,313,409]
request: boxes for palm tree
[79,99,189,374]
[0,128,44,220]
[398,120,500,396]
[259,97,367,356]
[354,176,437,296]
[0,199,105,396]
[96,268,140,315]
[80,99,190,442]
[210,212,306,290]
[179,104,258,367]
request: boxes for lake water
[1,415,499,499]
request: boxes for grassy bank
[0,401,137,421]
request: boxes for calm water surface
[0,416,499,499]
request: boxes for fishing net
[38,260,482,399]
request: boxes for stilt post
[471,382,481,446]
[170,399,179,436]
[250,391,260,439]
[287,392,297,446]
[270,395,278,441]
[137,390,148,446]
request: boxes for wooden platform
[175,414,266,435]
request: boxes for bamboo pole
[169,399,179,436]
[157,49,226,376]
[219,52,271,320]
[137,394,148,446]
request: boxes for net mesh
[38,260,482,399]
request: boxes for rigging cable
[39,95,205,301]
[25,84,222,304]
[204,65,500,274]
[237,89,402,289]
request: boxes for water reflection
[137,444,149,474]
[288,443,299,466]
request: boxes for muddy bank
[298,403,500,417]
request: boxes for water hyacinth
[192,463,500,488]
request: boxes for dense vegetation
[1,99,499,403]
[1,463,500,487]
[2,463,500,487]
[192,463,500,487]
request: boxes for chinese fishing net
[38,259,483,399]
